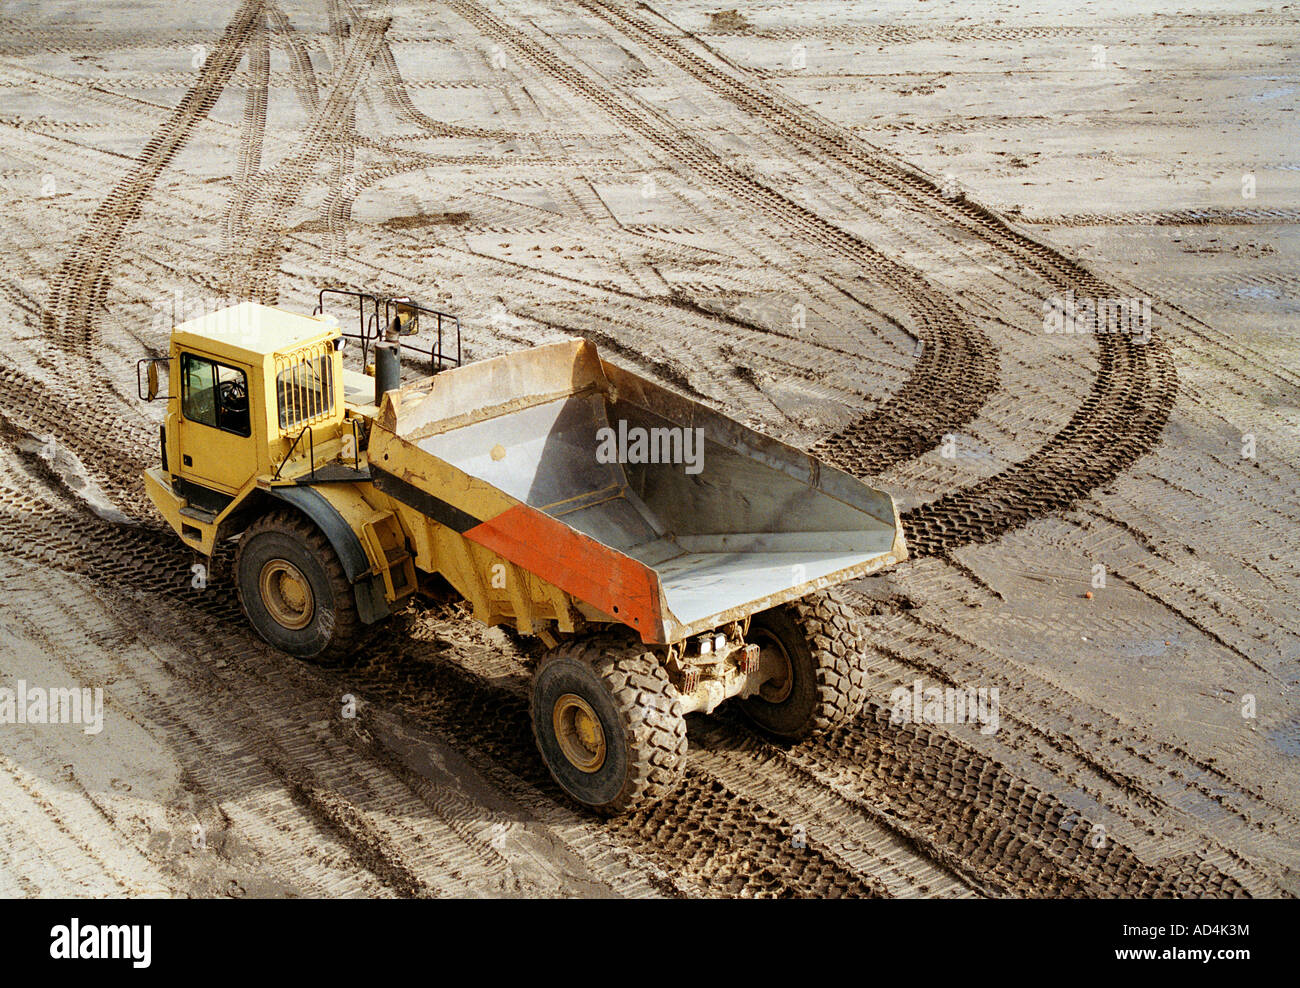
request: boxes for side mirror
[137,357,171,401]
[392,298,419,337]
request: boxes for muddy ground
[0,0,1296,897]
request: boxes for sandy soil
[0,0,1296,897]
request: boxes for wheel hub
[552,693,606,773]
[753,631,794,703]
[259,559,314,630]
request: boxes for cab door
[176,351,256,496]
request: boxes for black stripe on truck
[370,466,481,534]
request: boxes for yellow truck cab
[144,298,404,641]
[148,301,344,531]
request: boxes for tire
[530,635,687,815]
[234,511,360,664]
[738,587,868,740]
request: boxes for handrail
[349,418,362,471]
[272,425,314,482]
[315,287,461,374]
[273,420,363,482]
[396,307,461,371]
[315,288,384,364]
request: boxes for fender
[267,486,391,625]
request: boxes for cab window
[277,354,335,430]
[181,353,251,437]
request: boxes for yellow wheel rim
[259,559,314,630]
[553,693,606,773]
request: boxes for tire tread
[786,586,870,736]
[234,510,360,663]
[531,635,687,814]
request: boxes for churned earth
[0,0,1296,897]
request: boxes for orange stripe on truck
[463,503,665,642]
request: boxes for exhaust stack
[374,341,400,405]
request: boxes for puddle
[1232,285,1281,300]
[17,433,135,526]
[1268,718,1300,758]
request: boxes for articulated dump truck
[141,293,906,812]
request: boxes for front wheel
[234,511,360,664]
[530,636,687,814]
[738,587,869,740]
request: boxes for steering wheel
[218,378,248,415]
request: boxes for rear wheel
[234,511,360,664]
[739,587,869,740]
[530,636,687,814]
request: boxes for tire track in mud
[0,746,145,896]
[683,719,981,896]
[352,644,883,898]
[0,475,1261,897]
[3,557,474,898]
[808,281,997,477]
[281,0,520,267]
[0,499,523,898]
[580,0,1179,556]
[224,14,391,303]
[96,530,667,898]
[224,10,270,243]
[371,26,513,141]
[0,362,153,509]
[770,705,1252,898]
[265,1,321,116]
[0,491,881,898]
[226,0,475,270]
[232,11,535,291]
[902,334,1173,556]
[690,20,1292,44]
[41,0,264,352]
[848,593,1296,891]
[578,4,1300,879]
[313,150,908,429]
[0,565,396,898]
[451,0,999,480]
[321,0,362,263]
[1029,207,1300,227]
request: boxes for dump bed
[366,339,905,644]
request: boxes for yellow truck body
[143,297,907,812]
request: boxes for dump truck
[139,292,907,813]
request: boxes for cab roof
[172,301,337,362]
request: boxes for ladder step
[179,504,217,524]
[360,511,416,600]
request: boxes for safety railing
[315,288,461,375]
[272,418,363,483]
[273,424,315,482]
